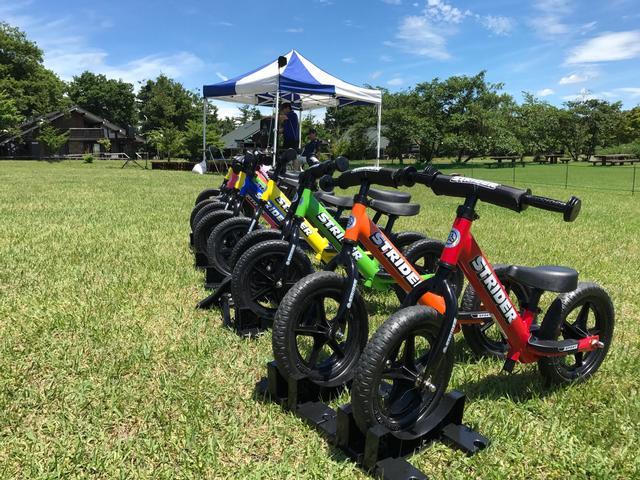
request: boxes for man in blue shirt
[278,103,299,149]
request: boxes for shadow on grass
[458,368,562,403]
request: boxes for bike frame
[438,197,600,363]
[343,198,445,314]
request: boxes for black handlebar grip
[523,194,581,222]
[319,174,334,192]
[335,156,349,173]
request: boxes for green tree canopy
[67,72,136,127]
[137,75,200,133]
[0,22,66,120]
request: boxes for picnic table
[588,154,640,166]
[536,154,563,164]
[488,155,523,168]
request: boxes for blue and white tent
[201,50,383,165]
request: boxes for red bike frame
[440,214,601,363]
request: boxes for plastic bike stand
[196,279,272,337]
[256,361,489,480]
[204,266,227,290]
[194,252,209,270]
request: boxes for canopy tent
[202,49,383,166]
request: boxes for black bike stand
[194,252,209,270]
[257,361,489,480]
[196,280,271,337]
[204,266,227,289]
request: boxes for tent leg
[273,91,279,167]
[202,99,207,162]
[376,103,382,168]
[299,108,303,149]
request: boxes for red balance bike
[351,166,614,433]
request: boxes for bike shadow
[456,368,562,403]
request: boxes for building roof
[0,105,144,145]
[220,119,261,149]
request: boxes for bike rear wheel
[537,282,614,385]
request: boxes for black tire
[272,271,368,387]
[537,282,614,385]
[459,272,530,359]
[351,306,454,433]
[402,238,464,299]
[231,240,313,320]
[388,231,427,253]
[195,188,220,205]
[192,201,227,230]
[207,217,254,275]
[191,199,221,229]
[193,210,235,254]
[228,229,281,270]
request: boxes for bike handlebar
[319,166,417,192]
[300,156,349,182]
[409,165,581,221]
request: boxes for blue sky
[2,0,639,118]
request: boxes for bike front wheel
[351,306,454,433]
[272,271,369,388]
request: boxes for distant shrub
[83,154,94,163]
[597,140,640,158]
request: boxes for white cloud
[382,0,402,4]
[285,27,304,33]
[370,70,383,79]
[480,15,515,36]
[380,54,393,62]
[616,87,640,97]
[387,77,404,86]
[342,57,356,63]
[537,88,555,96]
[562,88,597,101]
[558,72,594,84]
[393,15,450,59]
[425,0,471,24]
[217,21,234,27]
[529,0,571,36]
[566,30,640,64]
[215,72,228,81]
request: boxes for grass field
[0,160,639,479]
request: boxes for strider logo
[317,211,361,260]
[470,255,517,323]
[317,212,344,241]
[264,201,286,223]
[370,231,421,286]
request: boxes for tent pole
[273,90,279,166]
[202,98,207,162]
[299,108,303,149]
[376,103,382,168]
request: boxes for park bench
[589,154,640,166]
[487,155,524,168]
[560,158,571,164]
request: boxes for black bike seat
[314,191,354,209]
[282,171,300,179]
[369,188,411,203]
[369,198,420,217]
[505,265,578,293]
[279,176,299,189]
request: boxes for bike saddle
[279,176,299,189]
[505,265,578,293]
[314,191,354,209]
[368,198,420,217]
[282,171,300,179]
[369,188,411,203]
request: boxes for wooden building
[0,106,145,158]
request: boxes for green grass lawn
[0,160,639,479]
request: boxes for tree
[184,118,223,160]
[516,93,562,156]
[97,138,111,152]
[382,98,414,162]
[238,104,262,123]
[67,72,136,127]
[0,22,67,119]
[147,127,186,160]
[37,123,69,157]
[137,75,200,133]
[559,99,624,159]
[0,90,22,135]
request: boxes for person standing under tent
[278,103,299,149]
